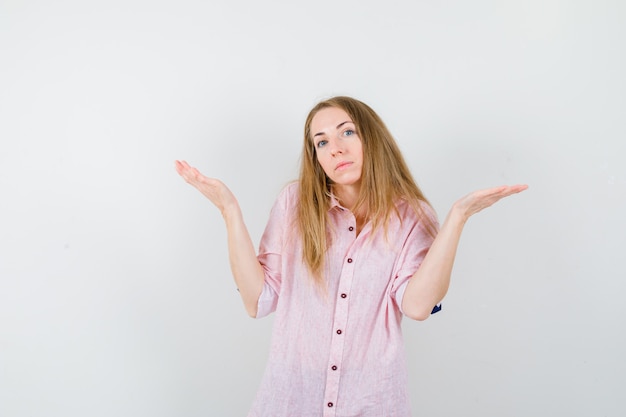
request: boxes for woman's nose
[330,140,343,156]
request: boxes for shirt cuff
[395,281,442,315]
[255,281,278,318]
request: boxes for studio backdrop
[1,1,624,416]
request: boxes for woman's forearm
[401,184,528,320]
[222,204,266,317]
[175,160,266,317]
[402,207,466,320]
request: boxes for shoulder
[396,198,438,224]
[417,200,438,225]
[396,199,439,235]
[272,181,301,212]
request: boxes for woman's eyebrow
[313,121,354,138]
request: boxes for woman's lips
[335,161,352,171]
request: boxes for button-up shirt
[248,183,438,417]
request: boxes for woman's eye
[316,140,328,148]
[344,129,355,136]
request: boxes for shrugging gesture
[175,160,265,317]
[401,184,528,320]
[176,97,529,417]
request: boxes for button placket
[323,252,356,416]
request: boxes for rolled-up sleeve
[255,186,291,318]
[391,203,440,315]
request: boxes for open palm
[175,160,237,214]
[454,184,528,220]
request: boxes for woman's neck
[333,183,368,233]
[333,183,360,211]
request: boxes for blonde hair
[297,96,437,284]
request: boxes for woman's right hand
[451,184,529,223]
[175,159,264,317]
[175,160,238,216]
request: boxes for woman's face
[310,106,363,190]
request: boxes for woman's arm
[401,184,528,321]
[175,160,265,317]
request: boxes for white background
[1,0,625,416]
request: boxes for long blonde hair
[297,96,437,284]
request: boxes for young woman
[175,96,527,417]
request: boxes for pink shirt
[248,183,438,417]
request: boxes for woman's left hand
[453,184,528,222]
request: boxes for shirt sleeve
[391,202,441,315]
[255,185,291,318]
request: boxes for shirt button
[331,365,338,370]
[347,258,353,263]
[328,402,334,408]
[348,226,354,231]
[340,293,347,298]
[336,329,342,335]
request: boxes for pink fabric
[249,183,438,417]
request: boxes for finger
[486,184,527,197]
[174,160,183,174]
[190,167,203,181]
[175,160,192,176]
[499,184,529,198]
[180,160,193,171]
[510,184,529,193]
[178,165,199,184]
[483,185,528,208]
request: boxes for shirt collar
[328,192,347,212]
